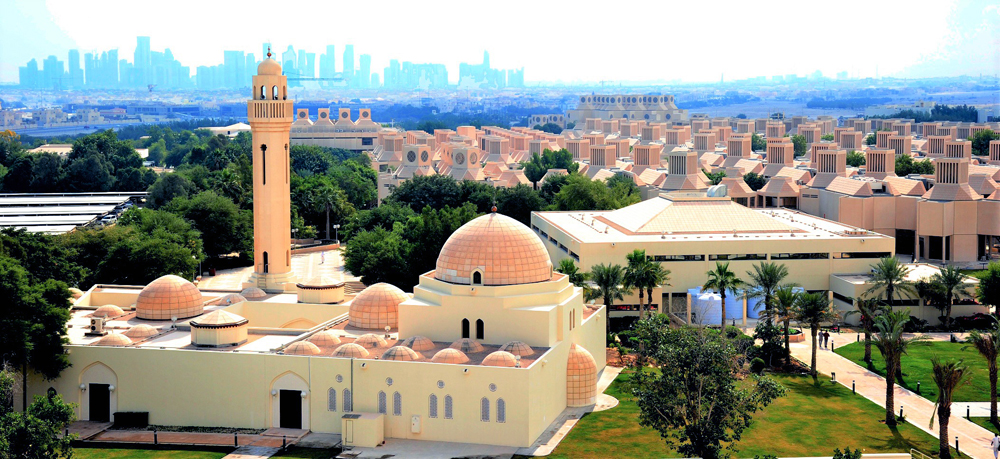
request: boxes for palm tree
[793,291,839,377]
[591,263,630,334]
[557,258,594,301]
[929,359,968,459]
[703,262,745,327]
[745,262,795,321]
[931,265,972,329]
[625,250,651,319]
[844,297,884,368]
[772,286,800,366]
[865,257,916,305]
[646,263,671,318]
[966,320,1000,425]
[977,262,1000,320]
[872,308,928,426]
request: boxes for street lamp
[192,255,201,281]
[333,224,341,244]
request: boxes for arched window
[262,251,269,274]
[461,319,470,339]
[428,394,438,418]
[377,391,387,414]
[259,86,265,100]
[472,271,482,285]
[327,388,337,412]
[260,144,267,185]
[497,398,506,423]
[272,85,278,100]
[444,395,453,419]
[393,392,402,416]
[343,389,352,412]
[476,319,485,340]
[283,86,287,100]
[480,397,490,422]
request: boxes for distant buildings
[457,51,525,90]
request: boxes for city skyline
[2,0,998,86]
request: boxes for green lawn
[73,448,228,459]
[542,371,952,458]
[971,417,1000,436]
[835,341,992,402]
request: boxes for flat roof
[534,195,889,244]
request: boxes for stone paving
[792,332,995,459]
[196,248,358,291]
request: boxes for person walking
[320,251,326,265]
[991,433,1000,459]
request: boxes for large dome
[257,58,282,76]
[435,213,552,286]
[348,283,407,329]
[136,275,204,320]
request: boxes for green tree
[865,257,916,304]
[0,368,76,459]
[532,122,563,134]
[549,174,639,211]
[0,229,83,287]
[495,184,545,226]
[970,129,999,156]
[625,250,654,319]
[29,153,64,193]
[342,226,410,287]
[0,258,72,411]
[386,175,462,210]
[342,203,415,242]
[895,155,935,176]
[703,262,745,327]
[790,134,807,157]
[703,169,726,185]
[845,298,884,367]
[292,175,355,241]
[966,321,1000,425]
[59,226,200,287]
[556,258,594,300]
[846,150,865,167]
[978,262,1000,319]
[931,265,972,329]
[745,262,793,321]
[872,308,927,426]
[750,133,766,152]
[864,133,876,145]
[821,133,835,141]
[147,173,195,208]
[743,172,767,191]
[793,291,838,376]
[772,286,799,365]
[401,204,479,287]
[166,191,252,258]
[521,152,549,191]
[929,359,967,459]
[631,326,785,458]
[591,263,629,334]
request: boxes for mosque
[26,54,606,449]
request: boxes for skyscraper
[18,59,39,89]
[134,36,151,87]
[42,55,64,90]
[359,54,371,88]
[84,52,95,87]
[224,50,245,88]
[342,45,354,85]
[320,45,335,79]
[68,49,83,89]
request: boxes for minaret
[246,49,296,292]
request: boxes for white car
[99,215,117,226]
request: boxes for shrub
[750,357,766,374]
[903,316,928,333]
[832,448,862,459]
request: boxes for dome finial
[491,205,497,213]
[267,46,271,58]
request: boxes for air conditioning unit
[87,317,107,336]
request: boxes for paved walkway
[223,446,281,459]
[196,249,359,291]
[792,332,995,459]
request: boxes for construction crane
[148,84,157,92]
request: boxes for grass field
[73,448,228,459]
[970,417,1000,436]
[542,371,950,458]
[835,340,993,402]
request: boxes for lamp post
[333,224,341,244]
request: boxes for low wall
[291,243,340,255]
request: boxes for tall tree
[745,262,794,320]
[845,297,883,368]
[703,262,745,327]
[556,258,594,301]
[929,359,968,459]
[625,250,653,319]
[591,263,629,334]
[0,366,76,458]
[872,308,927,426]
[979,262,1000,320]
[931,266,972,329]
[966,321,1000,425]
[167,191,252,258]
[520,152,547,190]
[793,291,838,376]
[865,257,916,304]
[646,263,671,319]
[772,286,799,366]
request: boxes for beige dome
[93,305,125,318]
[309,331,342,347]
[136,275,204,320]
[123,324,159,340]
[355,333,388,349]
[449,338,484,354]
[482,350,518,367]
[94,333,132,346]
[240,287,267,299]
[257,58,282,76]
[333,343,370,358]
[210,293,247,306]
[296,276,344,289]
[567,344,598,407]
[190,310,248,328]
[348,283,407,329]
[284,341,321,356]
[69,287,84,299]
[431,348,470,364]
[399,335,435,351]
[499,341,535,357]
[381,346,422,361]
[435,213,552,286]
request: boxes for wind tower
[246,48,296,292]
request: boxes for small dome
[499,341,534,357]
[435,213,552,286]
[349,283,407,329]
[241,287,267,299]
[449,338,484,354]
[136,275,204,320]
[482,351,518,367]
[333,343,370,358]
[284,341,321,356]
[69,287,84,299]
[190,310,248,328]
[309,331,342,347]
[355,333,388,349]
[94,333,132,346]
[431,348,470,364]
[381,346,422,361]
[399,336,435,351]
[296,276,345,289]
[567,344,598,407]
[123,324,159,340]
[93,305,125,318]
[257,58,282,76]
[210,293,247,306]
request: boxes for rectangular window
[549,236,557,245]
[540,230,548,239]
[559,244,568,253]
[832,252,892,259]
[770,253,829,260]
[362,137,374,146]
[653,255,705,262]
[708,254,766,261]
[570,251,580,262]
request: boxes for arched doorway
[270,372,309,430]
[80,362,118,422]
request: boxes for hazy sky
[1,0,998,85]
